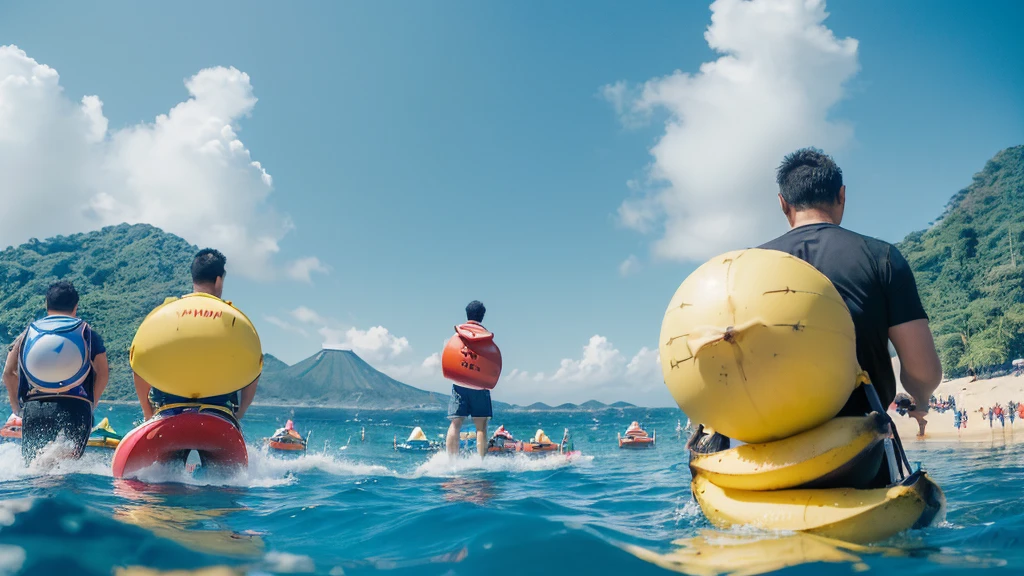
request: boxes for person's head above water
[192,248,227,298]
[776,147,845,228]
[46,280,79,316]
[466,300,486,323]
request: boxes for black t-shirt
[759,223,928,414]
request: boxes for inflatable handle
[684,319,765,356]
[454,325,494,342]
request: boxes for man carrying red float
[441,300,502,458]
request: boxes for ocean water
[0,405,1020,576]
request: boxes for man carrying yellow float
[3,281,110,462]
[659,148,946,544]
[131,249,260,421]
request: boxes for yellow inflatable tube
[659,249,860,443]
[691,471,945,544]
[130,293,263,398]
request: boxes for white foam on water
[409,450,593,479]
[0,544,26,576]
[122,443,397,488]
[263,551,316,573]
[0,438,112,482]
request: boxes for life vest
[441,322,502,390]
[19,316,93,401]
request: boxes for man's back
[759,223,928,413]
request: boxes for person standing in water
[445,301,492,458]
[3,281,110,461]
[132,249,259,421]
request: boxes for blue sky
[1,0,1021,406]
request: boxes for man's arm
[235,377,259,420]
[91,353,109,408]
[889,319,942,407]
[133,372,155,420]
[883,245,941,408]
[3,346,19,416]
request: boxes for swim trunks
[448,384,492,419]
[21,397,92,462]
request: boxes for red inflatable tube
[112,411,248,479]
[441,322,502,390]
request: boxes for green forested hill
[0,224,195,400]
[897,145,1024,375]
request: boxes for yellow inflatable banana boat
[691,471,944,544]
[130,293,263,398]
[689,413,889,491]
[687,408,945,544]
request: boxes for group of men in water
[2,243,495,463]
[2,249,257,461]
[3,147,943,475]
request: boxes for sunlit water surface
[0,405,1020,575]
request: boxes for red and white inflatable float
[441,322,502,390]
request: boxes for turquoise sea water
[0,405,1020,575]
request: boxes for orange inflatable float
[441,322,502,390]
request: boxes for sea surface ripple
[0,406,1021,575]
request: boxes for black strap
[862,383,913,478]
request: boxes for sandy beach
[891,365,1024,444]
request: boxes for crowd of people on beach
[931,394,1024,432]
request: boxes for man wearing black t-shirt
[759,148,942,433]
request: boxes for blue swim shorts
[448,385,493,419]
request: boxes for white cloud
[263,315,308,337]
[619,255,641,276]
[496,335,665,405]
[291,306,324,325]
[551,336,624,383]
[0,45,313,279]
[286,257,329,283]
[604,0,859,261]
[320,325,410,363]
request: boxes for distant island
[256,348,637,411]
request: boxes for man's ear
[838,185,846,207]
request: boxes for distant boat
[1,414,21,442]
[265,420,308,454]
[486,426,577,457]
[87,417,122,449]
[394,427,441,452]
[618,421,656,449]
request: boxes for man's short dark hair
[192,248,227,284]
[776,148,844,209]
[46,280,79,312]
[466,300,486,323]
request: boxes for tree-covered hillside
[897,145,1024,375]
[0,224,195,400]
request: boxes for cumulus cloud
[501,335,664,405]
[286,257,330,283]
[0,45,312,279]
[263,315,308,337]
[291,306,324,325]
[321,325,411,362]
[604,0,859,261]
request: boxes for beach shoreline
[893,371,1024,444]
